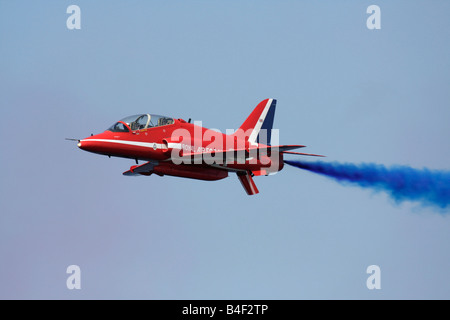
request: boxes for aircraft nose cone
[78,140,86,150]
[78,134,110,155]
[78,137,106,155]
[78,139,93,152]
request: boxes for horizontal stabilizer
[274,145,306,152]
[282,151,325,157]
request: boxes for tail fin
[236,99,276,146]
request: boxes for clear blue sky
[1,0,449,299]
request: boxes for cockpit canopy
[107,114,174,132]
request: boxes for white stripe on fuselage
[167,143,182,149]
[82,139,164,149]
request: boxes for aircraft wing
[123,145,323,196]
[172,144,308,161]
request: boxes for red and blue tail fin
[232,99,323,196]
[236,98,276,146]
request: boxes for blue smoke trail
[284,160,450,211]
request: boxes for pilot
[130,121,138,131]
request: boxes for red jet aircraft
[72,99,323,195]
